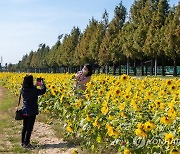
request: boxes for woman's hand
[75,71,83,79]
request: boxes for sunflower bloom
[113,130,119,138]
[93,118,100,129]
[135,128,147,138]
[106,123,114,137]
[120,112,127,118]
[114,89,121,97]
[101,101,109,115]
[124,149,131,154]
[144,121,155,132]
[74,99,82,108]
[160,116,174,125]
[155,100,161,108]
[170,85,176,91]
[168,107,177,118]
[165,133,174,144]
[119,102,126,111]
[166,80,172,86]
[169,149,180,154]
[71,149,78,154]
[66,125,73,133]
[121,74,129,81]
[137,123,144,129]
[86,114,92,121]
[98,89,103,96]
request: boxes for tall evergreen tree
[48,40,61,72]
[30,52,39,72]
[143,0,170,75]
[25,51,34,72]
[164,3,180,76]
[99,2,127,73]
[75,18,103,65]
[59,27,81,72]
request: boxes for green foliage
[164,3,180,59]
[60,27,81,66]
[10,0,179,72]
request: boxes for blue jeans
[21,115,36,145]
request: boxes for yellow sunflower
[144,121,155,132]
[169,149,180,154]
[86,114,92,121]
[93,118,100,129]
[124,149,131,154]
[119,102,126,111]
[160,116,174,125]
[135,128,147,138]
[165,133,174,144]
[66,125,73,133]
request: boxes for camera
[37,77,43,82]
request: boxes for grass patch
[0,90,17,111]
[0,87,39,153]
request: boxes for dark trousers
[22,115,36,145]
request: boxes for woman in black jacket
[21,75,46,148]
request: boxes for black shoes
[22,143,35,149]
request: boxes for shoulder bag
[15,92,24,120]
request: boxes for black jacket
[21,84,46,115]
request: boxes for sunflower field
[0,72,179,154]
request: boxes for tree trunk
[74,67,76,73]
[102,66,105,73]
[75,67,77,72]
[141,60,144,76]
[161,55,165,76]
[93,67,96,74]
[173,59,177,76]
[73,67,75,73]
[53,67,56,73]
[98,66,100,74]
[154,55,157,76]
[63,66,65,73]
[106,64,109,74]
[145,65,148,76]
[70,67,72,73]
[150,59,153,76]
[133,60,137,76]
[113,64,116,75]
[118,61,121,75]
[126,58,129,75]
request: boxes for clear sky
[0,0,179,65]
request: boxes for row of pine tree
[7,0,180,76]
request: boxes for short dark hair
[84,64,93,77]
[22,75,34,88]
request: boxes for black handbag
[15,92,24,120]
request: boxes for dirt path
[0,88,2,98]
[32,122,77,154]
